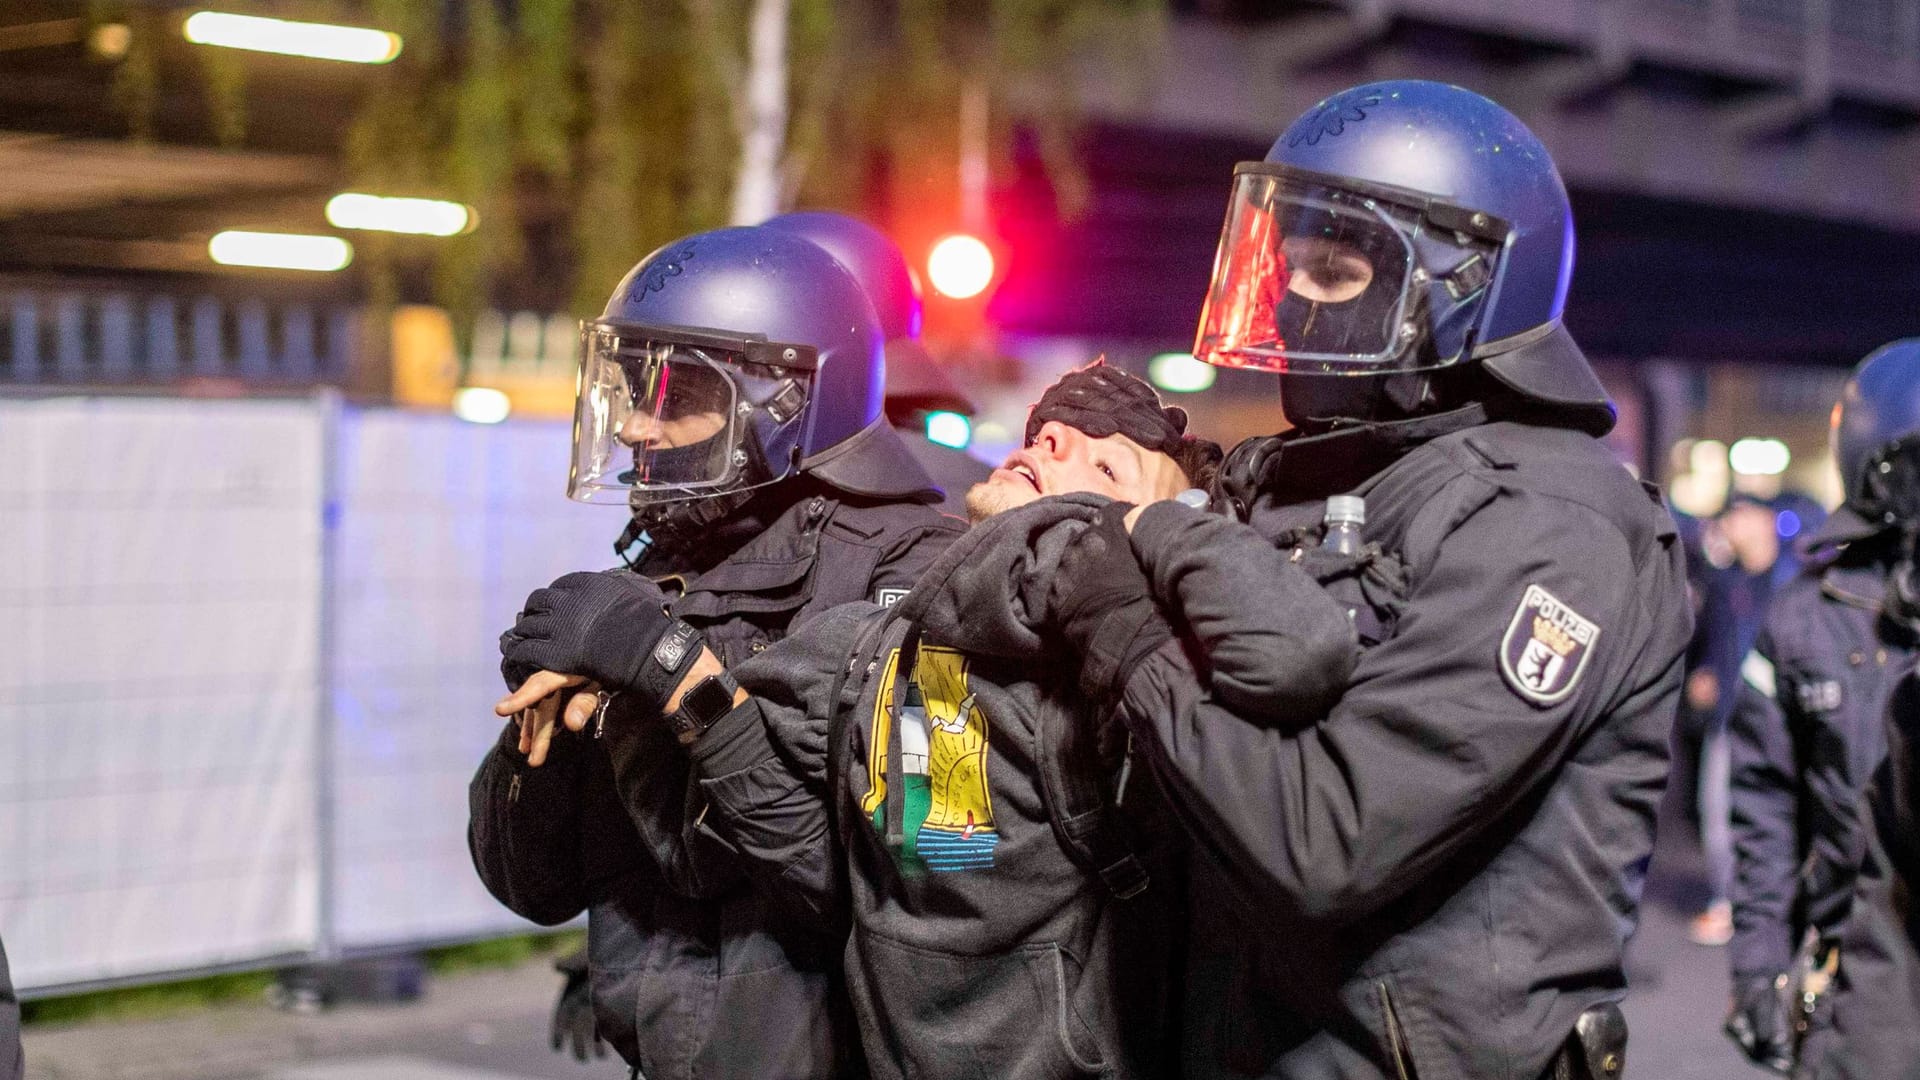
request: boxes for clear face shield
[567,321,819,506]
[1194,164,1510,375]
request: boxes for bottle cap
[1324,494,1366,525]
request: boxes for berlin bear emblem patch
[1499,584,1600,706]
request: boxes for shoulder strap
[1036,701,1150,900]
[825,608,902,856]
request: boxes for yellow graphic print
[859,645,998,872]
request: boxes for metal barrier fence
[0,394,613,996]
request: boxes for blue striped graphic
[916,829,1000,871]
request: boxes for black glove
[1724,972,1795,1075]
[1047,501,1172,701]
[549,952,606,1062]
[500,570,703,714]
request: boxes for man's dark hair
[1168,436,1223,492]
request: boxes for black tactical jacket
[1727,517,1911,981]
[468,477,962,1079]
[1816,664,1920,1080]
[684,494,1357,1079]
[1115,413,1692,1080]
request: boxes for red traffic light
[927,233,995,300]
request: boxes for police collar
[802,418,943,503]
[1804,503,1891,556]
[1218,402,1489,514]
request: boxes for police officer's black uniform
[1041,81,1693,1080]
[469,476,959,1077]
[1725,509,1913,1072]
[468,226,964,1079]
[1816,661,1920,1080]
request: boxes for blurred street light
[453,387,512,424]
[326,194,473,237]
[184,11,401,64]
[1730,437,1791,476]
[209,231,352,271]
[927,234,995,299]
[1148,352,1216,393]
[924,410,972,449]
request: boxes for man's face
[617,409,727,451]
[964,419,1189,522]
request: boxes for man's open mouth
[999,451,1042,493]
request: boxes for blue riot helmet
[763,210,976,418]
[764,211,923,342]
[568,225,914,513]
[1195,80,1613,433]
[1832,339,1920,528]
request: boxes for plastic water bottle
[1321,495,1365,556]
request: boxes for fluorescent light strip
[183,11,401,64]
[326,193,472,237]
[209,231,353,272]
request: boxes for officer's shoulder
[824,496,965,546]
[1428,421,1665,547]
[1754,571,1829,652]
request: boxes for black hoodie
[686,494,1358,1079]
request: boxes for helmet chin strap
[616,486,759,570]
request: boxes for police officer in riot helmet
[470,225,962,1079]
[1040,80,1692,1078]
[1778,341,1920,1080]
[764,210,991,516]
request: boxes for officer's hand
[549,959,606,1062]
[1724,973,1795,1075]
[500,571,676,694]
[1048,501,1171,700]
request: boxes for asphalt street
[21,817,1784,1080]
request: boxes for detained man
[499,362,1361,1080]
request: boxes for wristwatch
[667,669,741,745]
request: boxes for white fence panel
[0,397,326,990]
[326,411,615,949]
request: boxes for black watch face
[683,676,734,725]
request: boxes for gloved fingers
[522,586,560,617]
[1094,498,1138,533]
[496,670,589,717]
[551,570,610,592]
[499,650,536,692]
[503,638,576,684]
[509,610,559,644]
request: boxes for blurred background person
[1684,493,1803,946]
[1722,342,1920,1074]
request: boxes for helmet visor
[568,323,817,504]
[1194,166,1501,374]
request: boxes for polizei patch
[1499,585,1600,706]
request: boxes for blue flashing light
[925,410,972,450]
[1776,510,1802,539]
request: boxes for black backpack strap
[1037,701,1150,900]
[825,608,902,857]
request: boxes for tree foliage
[341,0,1162,322]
